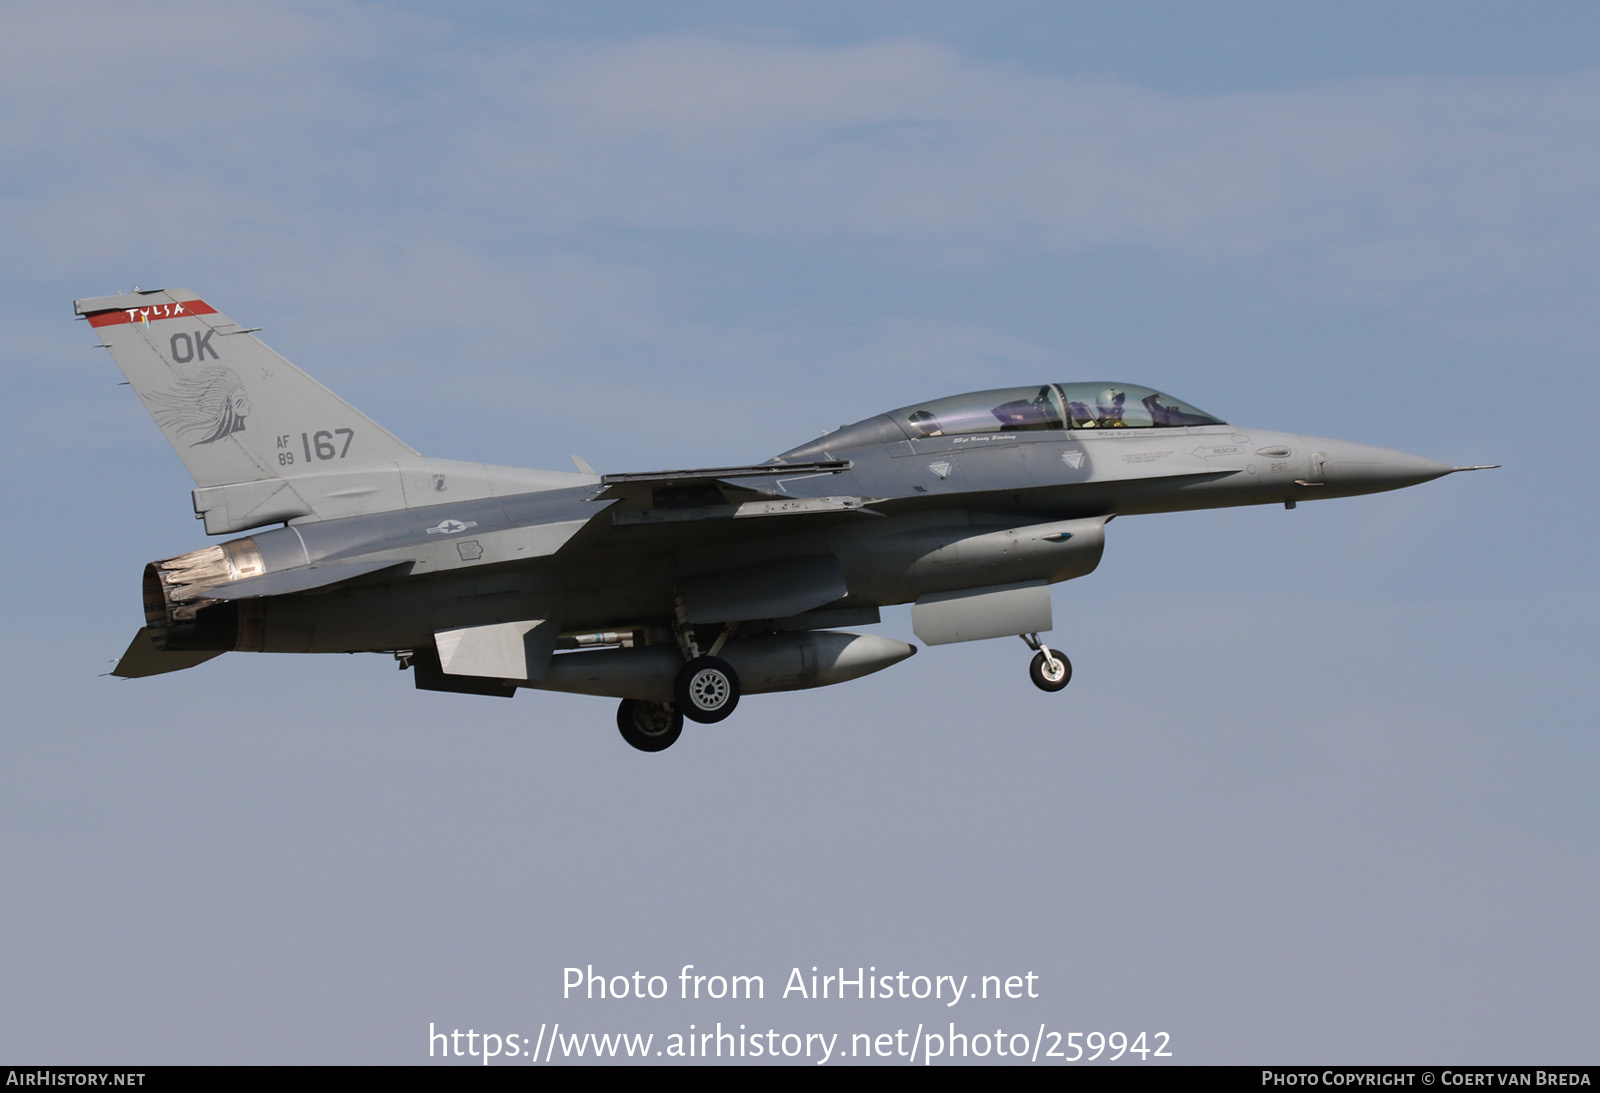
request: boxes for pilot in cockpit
[1095,388,1127,426]
[1069,387,1127,428]
[907,410,943,437]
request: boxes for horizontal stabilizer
[112,628,224,678]
[203,558,410,600]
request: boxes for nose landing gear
[1021,633,1071,692]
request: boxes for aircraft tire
[617,699,684,752]
[1029,650,1072,692]
[675,656,741,724]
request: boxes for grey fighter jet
[79,289,1493,751]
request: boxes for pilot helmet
[1096,388,1126,415]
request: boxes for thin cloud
[8,19,1597,354]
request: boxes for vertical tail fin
[75,288,417,489]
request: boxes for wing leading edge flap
[598,460,854,507]
[597,460,875,525]
[599,460,850,491]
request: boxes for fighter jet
[79,289,1493,751]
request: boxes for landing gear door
[912,580,1052,646]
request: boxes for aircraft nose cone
[1306,437,1456,494]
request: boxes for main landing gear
[613,656,741,753]
[675,655,741,723]
[615,606,745,752]
[1021,633,1072,693]
[669,597,742,725]
[616,699,683,752]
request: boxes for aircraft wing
[596,460,877,525]
[598,459,850,490]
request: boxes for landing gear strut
[1021,633,1072,692]
[616,698,684,752]
[670,593,742,724]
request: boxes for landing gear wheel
[616,699,684,752]
[674,656,741,724]
[1029,649,1072,692]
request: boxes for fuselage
[81,286,1481,741]
[141,382,1455,660]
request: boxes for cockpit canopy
[778,383,1225,460]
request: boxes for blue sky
[4,2,1596,1064]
